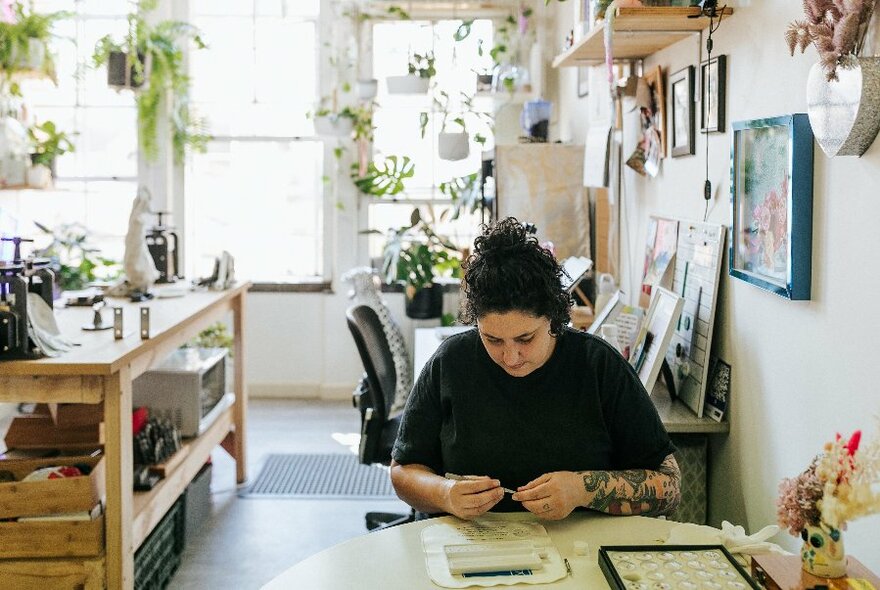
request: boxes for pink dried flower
[777,461,824,535]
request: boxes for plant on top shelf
[27,120,74,175]
[92,0,209,164]
[33,221,121,292]
[0,2,68,94]
[785,0,877,81]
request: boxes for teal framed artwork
[729,114,814,300]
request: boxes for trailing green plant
[33,221,121,291]
[454,19,475,41]
[351,155,414,197]
[27,120,75,169]
[372,207,462,293]
[0,2,68,94]
[92,0,208,164]
[408,51,436,79]
[439,172,482,220]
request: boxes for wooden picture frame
[669,65,695,157]
[729,114,814,300]
[700,54,727,133]
[643,66,666,158]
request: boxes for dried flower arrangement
[777,421,880,535]
[785,0,878,81]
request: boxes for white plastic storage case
[132,347,232,437]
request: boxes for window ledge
[249,280,332,293]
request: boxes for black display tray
[598,544,761,589]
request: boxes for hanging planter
[313,114,354,138]
[357,79,378,100]
[438,132,470,161]
[806,57,880,157]
[386,75,430,95]
[106,51,148,89]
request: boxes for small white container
[26,164,52,189]
[357,79,378,100]
[386,75,430,94]
[313,115,353,138]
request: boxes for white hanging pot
[438,132,470,161]
[386,75,430,95]
[357,79,378,100]
[313,115,353,138]
[806,57,880,157]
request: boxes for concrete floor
[170,399,411,590]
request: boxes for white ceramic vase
[386,75,430,95]
[806,57,880,157]
[438,132,470,161]
[27,164,52,189]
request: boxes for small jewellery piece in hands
[444,472,516,494]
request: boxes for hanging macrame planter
[806,57,880,157]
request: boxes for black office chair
[345,304,415,531]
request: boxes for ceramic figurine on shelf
[107,187,159,298]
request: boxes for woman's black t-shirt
[391,326,676,512]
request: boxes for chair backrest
[346,304,397,424]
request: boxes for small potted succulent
[387,51,435,94]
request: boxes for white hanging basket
[438,132,470,161]
[386,75,430,95]
[357,79,378,100]
[806,57,880,157]
[313,115,353,138]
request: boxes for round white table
[262,512,715,589]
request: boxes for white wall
[551,0,880,571]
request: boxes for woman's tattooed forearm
[580,454,681,516]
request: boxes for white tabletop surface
[262,512,712,589]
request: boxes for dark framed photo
[729,114,814,300]
[700,54,727,133]
[577,66,589,97]
[669,65,695,157]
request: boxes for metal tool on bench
[82,300,112,331]
[145,211,181,283]
[0,236,56,358]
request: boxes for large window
[187,0,323,282]
[368,18,494,258]
[14,0,137,264]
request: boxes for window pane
[187,140,324,280]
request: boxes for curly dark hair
[460,217,571,336]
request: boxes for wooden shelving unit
[552,6,734,68]
[132,405,234,548]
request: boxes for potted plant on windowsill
[33,221,121,295]
[26,120,75,188]
[379,208,462,319]
[387,51,435,94]
[92,0,208,165]
[423,91,493,161]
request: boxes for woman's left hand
[511,471,586,520]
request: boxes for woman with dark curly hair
[390,217,681,521]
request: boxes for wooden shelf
[131,404,234,549]
[649,380,729,434]
[552,6,734,68]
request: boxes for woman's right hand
[442,476,505,519]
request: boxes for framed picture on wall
[644,66,666,157]
[578,66,590,97]
[729,114,814,300]
[669,65,695,157]
[700,55,727,133]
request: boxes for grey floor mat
[240,453,396,498]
